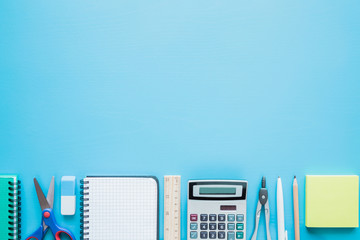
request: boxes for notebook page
[86,177,158,240]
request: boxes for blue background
[1,0,359,239]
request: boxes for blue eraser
[61,176,76,215]
[61,176,76,196]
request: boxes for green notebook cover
[0,175,21,239]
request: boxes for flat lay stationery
[26,177,76,240]
[0,175,21,240]
[164,175,181,240]
[188,180,247,240]
[277,177,287,240]
[251,177,271,240]
[80,176,159,240]
[0,173,359,240]
[293,176,300,240]
[61,176,76,216]
[305,175,359,228]
[2,0,358,238]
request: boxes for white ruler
[164,175,181,240]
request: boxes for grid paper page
[85,177,158,240]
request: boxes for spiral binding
[80,179,90,240]
[8,179,21,240]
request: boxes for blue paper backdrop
[1,0,359,239]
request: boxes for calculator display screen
[199,187,236,195]
[189,181,247,200]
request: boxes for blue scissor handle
[25,225,46,240]
[26,209,76,240]
[42,208,76,240]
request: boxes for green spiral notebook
[0,175,21,240]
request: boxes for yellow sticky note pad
[305,175,359,228]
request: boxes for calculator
[187,180,247,240]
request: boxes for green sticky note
[305,175,359,228]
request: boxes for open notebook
[0,175,21,240]
[80,176,159,240]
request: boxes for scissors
[250,176,271,240]
[26,177,76,240]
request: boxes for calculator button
[209,214,217,221]
[218,223,226,230]
[209,223,216,230]
[218,214,226,221]
[227,223,235,230]
[200,214,208,221]
[190,214,198,221]
[200,223,208,230]
[228,214,235,222]
[190,223,198,230]
[209,231,216,239]
[200,231,208,239]
[236,231,244,239]
[236,214,244,222]
[218,231,226,239]
[236,223,244,230]
[190,231,198,239]
[228,231,235,240]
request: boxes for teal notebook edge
[0,175,21,240]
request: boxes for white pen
[277,177,288,240]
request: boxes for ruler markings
[164,175,181,240]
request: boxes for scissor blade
[46,176,55,209]
[34,178,51,211]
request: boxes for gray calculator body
[187,180,247,240]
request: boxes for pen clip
[284,230,288,240]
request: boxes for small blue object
[190,223,198,230]
[61,176,76,215]
[227,231,235,240]
[228,214,235,222]
[26,209,76,240]
[190,231,197,239]
[61,176,76,196]
[228,223,235,230]
[236,214,244,222]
